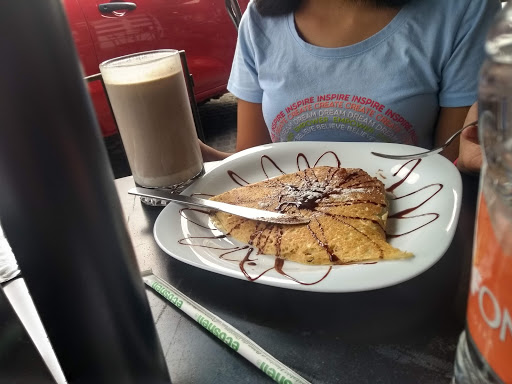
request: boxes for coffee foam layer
[100,50,181,85]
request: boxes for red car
[64,0,248,137]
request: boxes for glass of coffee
[100,50,204,206]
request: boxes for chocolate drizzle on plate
[177,154,442,285]
[385,159,443,238]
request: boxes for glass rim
[99,49,179,69]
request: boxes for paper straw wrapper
[142,270,311,384]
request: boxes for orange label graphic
[466,195,512,383]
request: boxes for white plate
[154,142,462,292]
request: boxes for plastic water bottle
[452,3,512,383]
[0,221,20,283]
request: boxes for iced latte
[100,50,203,204]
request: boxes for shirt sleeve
[439,0,501,107]
[227,4,264,103]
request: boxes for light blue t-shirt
[228,0,500,148]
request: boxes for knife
[128,187,310,225]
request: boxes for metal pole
[0,1,171,383]
[225,0,243,29]
[179,50,206,142]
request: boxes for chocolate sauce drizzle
[177,154,442,286]
[385,159,442,238]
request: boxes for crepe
[209,166,412,265]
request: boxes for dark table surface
[113,166,480,384]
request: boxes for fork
[371,120,478,160]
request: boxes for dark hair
[253,0,413,17]
[376,0,413,7]
[253,0,302,16]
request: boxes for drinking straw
[142,270,311,384]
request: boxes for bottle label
[466,192,512,382]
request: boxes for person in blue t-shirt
[201,0,500,166]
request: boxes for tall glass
[100,50,204,205]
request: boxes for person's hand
[457,102,482,174]
[199,140,232,162]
